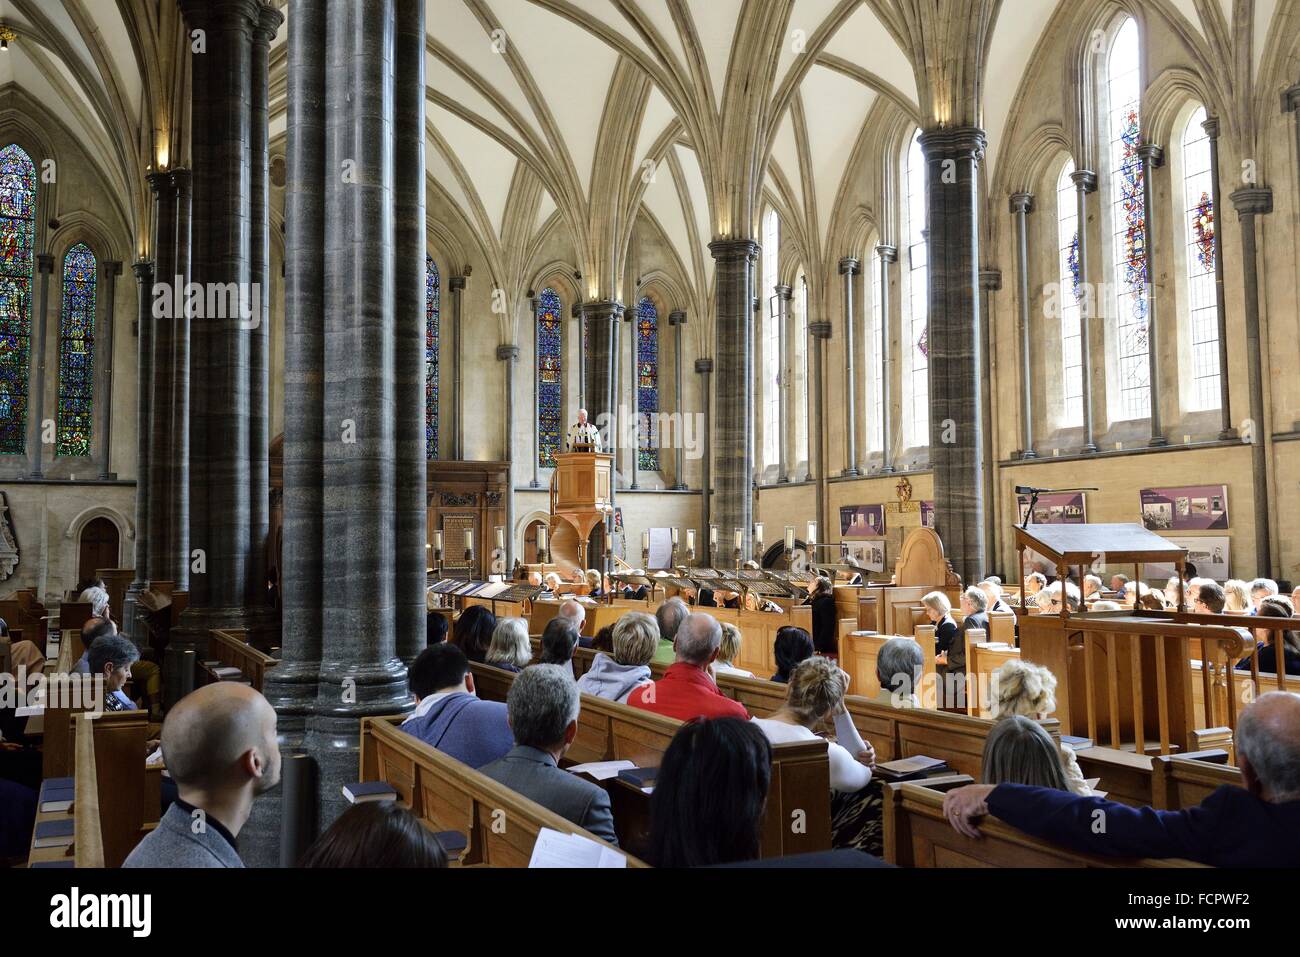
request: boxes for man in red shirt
[627,613,749,721]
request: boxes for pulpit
[550,452,613,569]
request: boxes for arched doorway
[78,517,119,585]
[523,520,545,565]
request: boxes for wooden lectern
[550,452,613,569]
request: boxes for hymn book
[528,828,626,869]
[871,756,949,781]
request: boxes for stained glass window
[425,257,440,459]
[1108,18,1149,420]
[56,243,96,456]
[537,288,563,468]
[636,296,659,471]
[1181,105,1219,412]
[0,144,36,455]
[905,130,929,446]
[1057,162,1084,426]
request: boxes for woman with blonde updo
[1223,580,1251,614]
[991,659,1092,795]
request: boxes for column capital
[1137,143,1165,167]
[585,300,625,322]
[169,167,192,195]
[1201,115,1221,138]
[752,296,762,315]
[255,3,284,42]
[448,275,467,292]
[495,344,519,362]
[1230,186,1273,217]
[668,310,687,325]
[1282,84,1300,114]
[707,238,759,263]
[694,358,714,374]
[36,253,54,274]
[774,283,793,301]
[146,169,171,194]
[570,301,584,320]
[809,321,833,340]
[838,257,861,276]
[179,0,263,31]
[979,268,1003,291]
[918,126,987,162]
[1009,192,1033,215]
[132,259,154,281]
[874,243,897,264]
[1070,169,1098,193]
[103,260,124,278]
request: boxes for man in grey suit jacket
[124,682,281,868]
[480,665,618,845]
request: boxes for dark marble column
[124,260,154,643]
[498,344,519,571]
[146,171,177,593]
[450,275,466,459]
[839,257,861,476]
[875,245,897,474]
[572,301,586,413]
[920,127,986,585]
[27,254,53,478]
[1230,186,1273,577]
[775,283,792,482]
[695,357,713,563]
[584,301,622,450]
[1070,169,1099,452]
[610,311,621,483]
[168,168,192,589]
[979,268,1001,569]
[1138,144,1167,446]
[98,261,123,480]
[709,239,757,560]
[809,319,831,547]
[669,309,687,489]
[1201,119,1235,439]
[1010,192,1035,459]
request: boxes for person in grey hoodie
[576,611,658,703]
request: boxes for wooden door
[78,518,119,586]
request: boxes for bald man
[124,683,281,868]
[942,691,1300,866]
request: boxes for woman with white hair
[991,659,1091,795]
[485,618,531,673]
[921,591,958,658]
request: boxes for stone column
[1010,192,1035,459]
[168,169,192,589]
[27,254,54,477]
[920,127,987,585]
[875,245,897,474]
[1230,186,1273,577]
[123,260,154,643]
[669,309,687,489]
[98,261,123,479]
[498,343,519,571]
[529,294,541,487]
[1201,118,1235,438]
[809,319,831,548]
[709,239,757,561]
[628,306,639,489]
[774,284,792,482]
[839,257,861,476]
[584,301,622,452]
[572,301,586,412]
[1070,169,1099,452]
[450,275,466,459]
[695,357,713,563]
[610,310,621,483]
[146,171,177,591]
[1137,144,1167,446]
[979,268,1001,569]
[1285,86,1300,433]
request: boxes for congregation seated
[1223,579,1252,614]
[943,692,1300,866]
[651,596,689,665]
[628,613,749,721]
[485,617,531,672]
[576,611,656,702]
[873,637,923,708]
[1022,572,1046,606]
[480,665,617,844]
[980,715,1073,791]
[1109,573,1129,594]
[805,576,838,657]
[990,659,1090,795]
[299,801,448,868]
[557,598,587,647]
[426,602,449,645]
[712,622,755,678]
[1193,582,1254,647]
[1036,581,1081,615]
[1081,575,1102,602]
[1237,596,1300,676]
[453,604,497,663]
[77,580,112,620]
[977,579,1012,615]
[542,572,564,595]
[1249,577,1279,612]
[72,615,119,672]
[538,616,580,666]
[922,591,958,656]
[742,591,782,614]
[752,656,880,853]
[400,643,512,769]
[939,586,988,675]
[584,568,603,598]
[771,625,814,683]
[647,717,771,867]
[124,682,281,868]
[89,634,143,712]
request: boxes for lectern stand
[550,451,613,570]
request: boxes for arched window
[0,143,36,455]
[636,296,659,471]
[904,130,929,445]
[1107,17,1149,420]
[425,256,439,459]
[537,288,563,468]
[869,245,882,452]
[762,209,780,470]
[1057,162,1083,426]
[1180,105,1219,412]
[56,243,96,456]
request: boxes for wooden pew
[205,629,278,692]
[359,715,644,867]
[839,626,936,699]
[1,588,49,648]
[1150,752,1241,810]
[882,781,1205,867]
[58,601,95,635]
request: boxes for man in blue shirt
[401,643,513,769]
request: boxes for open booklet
[528,827,627,869]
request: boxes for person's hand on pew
[942,784,996,839]
[855,741,876,769]
[936,652,948,667]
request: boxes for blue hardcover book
[432,830,468,854]
[616,766,658,789]
[39,776,74,794]
[342,781,398,804]
[33,818,75,848]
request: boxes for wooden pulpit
[550,452,613,569]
